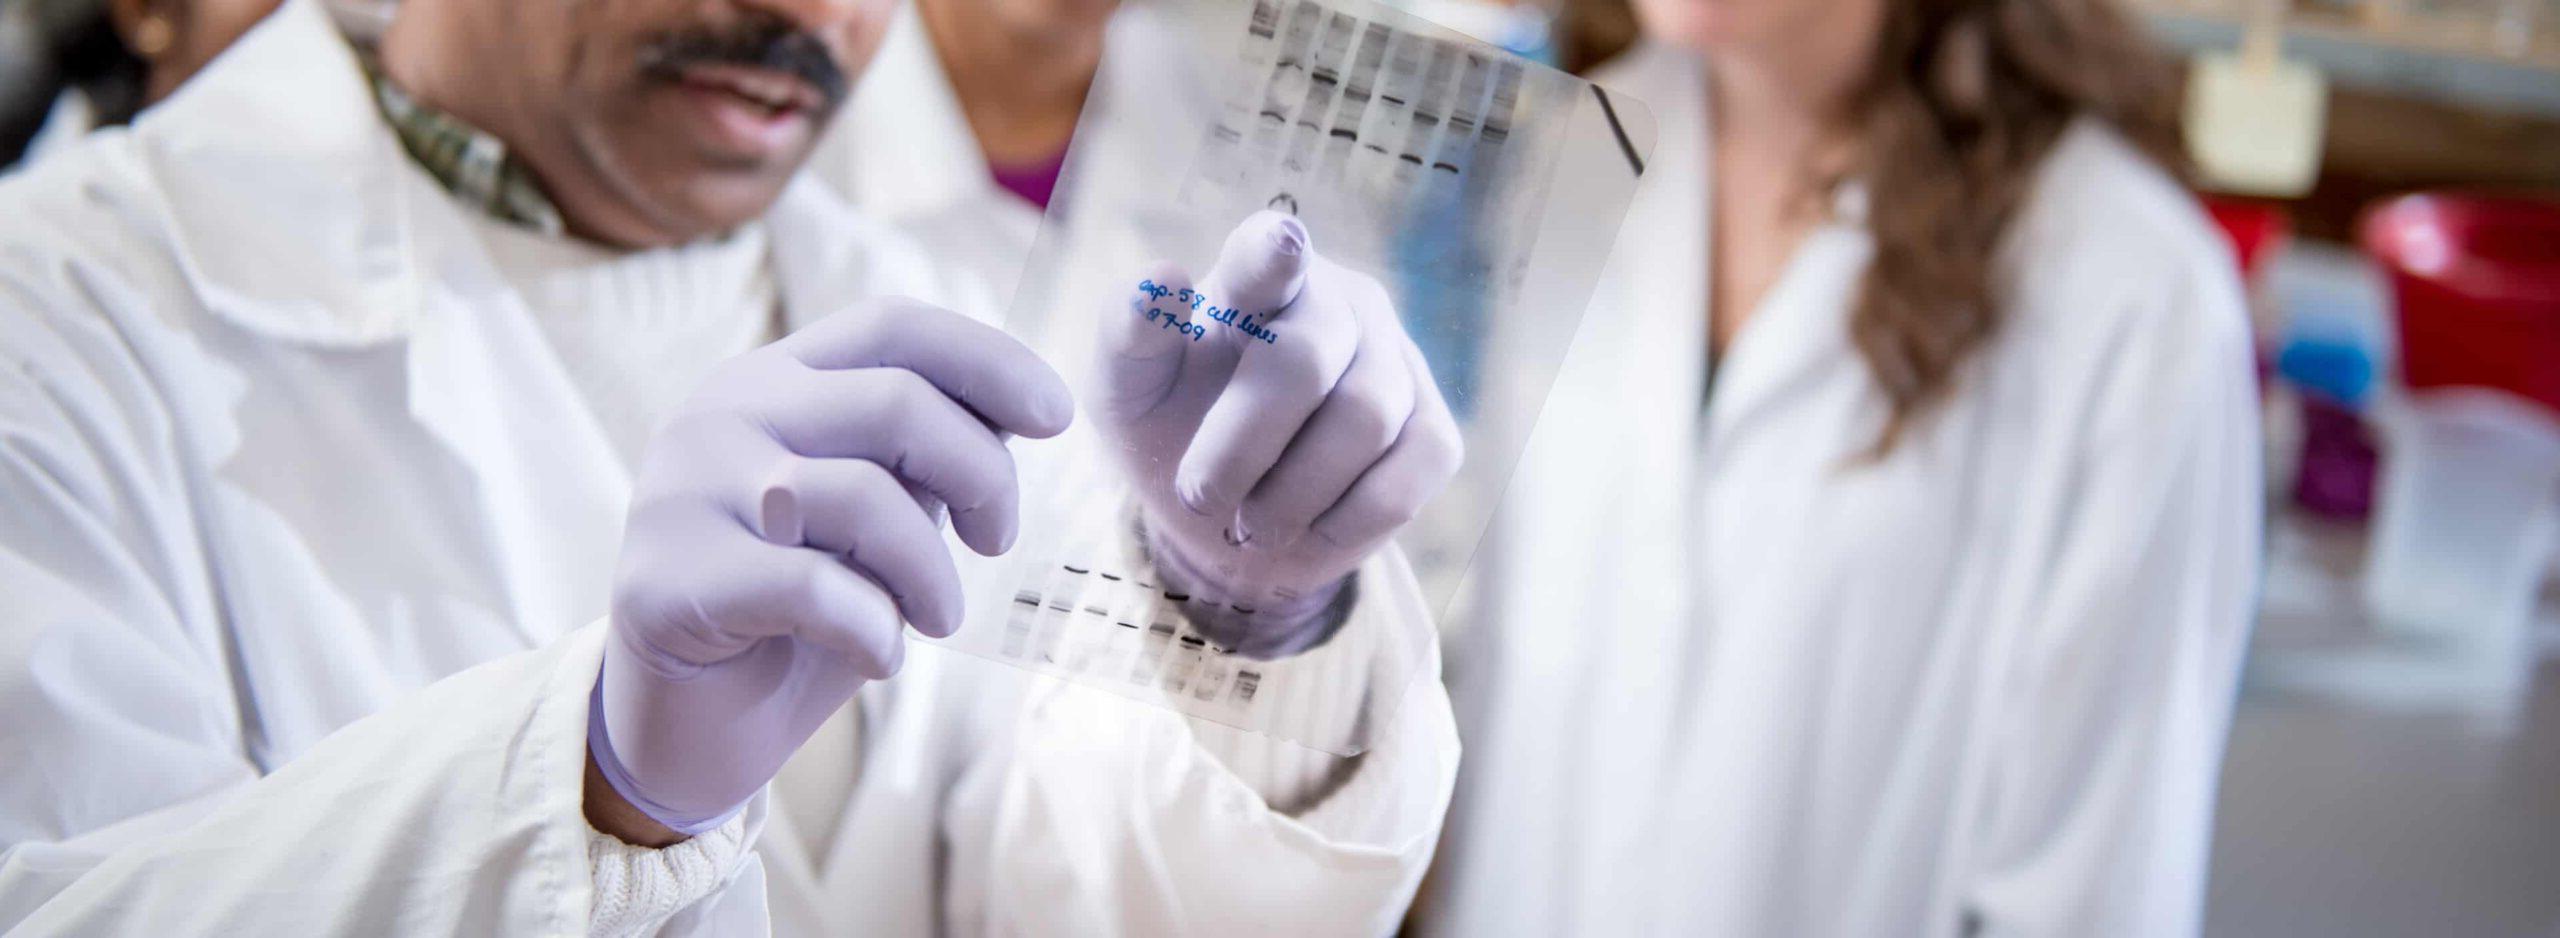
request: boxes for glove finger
[1202,210,1312,318]
[777,299,1074,440]
[1306,340,1464,553]
[1095,262,1202,427]
[760,367,1024,557]
[1165,210,1317,408]
[902,480,950,530]
[684,538,908,680]
[756,457,967,637]
[1109,211,1312,449]
[1174,259,1365,519]
[789,555,910,680]
[1236,327,1415,547]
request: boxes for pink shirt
[989,144,1071,210]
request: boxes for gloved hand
[591,299,1072,836]
[1094,211,1462,659]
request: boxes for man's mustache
[638,18,849,112]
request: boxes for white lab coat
[1425,44,2262,936]
[6,92,96,173]
[0,2,1458,934]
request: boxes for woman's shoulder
[2013,119,2223,271]
[1999,118,2246,342]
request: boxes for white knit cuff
[1186,594,1382,818]
[1185,551,1450,846]
[585,811,752,938]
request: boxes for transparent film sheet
[920,0,1654,756]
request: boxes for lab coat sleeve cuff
[0,618,759,933]
[983,544,1457,934]
[585,811,752,938]
[1184,545,1460,847]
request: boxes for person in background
[804,0,1119,300]
[0,0,1462,930]
[0,0,280,166]
[805,0,1574,293]
[1423,0,2261,933]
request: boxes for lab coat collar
[125,0,865,376]
[130,0,878,433]
[17,91,99,168]
[1597,40,1876,458]
[1702,221,1875,459]
[1587,41,1711,463]
[1701,174,1875,456]
[135,0,864,345]
[134,0,642,646]
[135,0,426,346]
[120,0,923,656]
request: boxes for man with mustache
[0,0,1462,933]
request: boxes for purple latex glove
[1095,211,1462,659]
[593,299,1072,835]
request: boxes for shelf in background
[2140,0,2560,118]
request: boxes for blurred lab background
[6,0,2557,934]
[1419,1,2560,934]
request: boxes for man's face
[446,0,895,247]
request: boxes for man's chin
[556,121,811,247]
[582,162,796,247]
[659,180,796,241]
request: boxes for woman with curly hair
[1426,0,2262,933]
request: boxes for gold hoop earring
[130,13,177,59]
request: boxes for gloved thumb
[1200,210,1311,322]
[1097,260,1199,424]
[1094,212,1312,425]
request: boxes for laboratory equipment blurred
[2362,195,2560,661]
[2123,0,2560,929]
[2243,194,2560,723]
[2184,0,2329,197]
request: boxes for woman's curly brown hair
[1851,0,2187,452]
[1565,0,2189,453]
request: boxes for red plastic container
[2205,196,2291,283]
[2361,194,2560,415]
